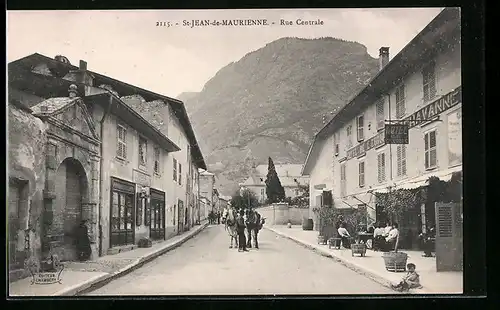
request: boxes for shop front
[110,177,136,248]
[149,188,166,240]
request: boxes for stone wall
[257,204,309,225]
[8,104,47,270]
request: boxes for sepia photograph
[7,7,464,296]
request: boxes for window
[422,61,437,102]
[356,115,364,141]
[377,152,386,183]
[340,164,347,197]
[358,161,365,187]
[178,163,182,185]
[376,98,385,130]
[116,125,127,159]
[173,158,178,181]
[424,130,438,169]
[395,84,406,119]
[139,136,147,166]
[396,145,407,177]
[154,146,161,174]
[346,125,353,149]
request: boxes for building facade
[239,164,310,203]
[199,170,216,219]
[302,8,461,241]
[8,53,206,269]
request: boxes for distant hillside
[182,37,380,195]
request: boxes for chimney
[79,60,87,71]
[69,84,78,98]
[379,47,390,70]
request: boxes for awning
[395,166,462,190]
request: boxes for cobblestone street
[85,225,393,295]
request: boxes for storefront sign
[447,107,462,166]
[400,86,462,129]
[384,124,409,144]
[345,86,461,160]
[346,131,385,160]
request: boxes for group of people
[208,210,221,225]
[372,222,400,252]
[222,207,265,252]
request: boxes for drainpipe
[98,94,113,256]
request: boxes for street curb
[57,222,209,296]
[264,227,428,294]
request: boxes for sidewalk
[265,225,463,294]
[9,221,209,297]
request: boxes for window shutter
[376,99,384,130]
[396,145,402,176]
[401,145,407,175]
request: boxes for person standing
[75,220,91,261]
[236,210,248,252]
[337,223,351,249]
[253,211,264,249]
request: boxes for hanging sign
[384,124,409,144]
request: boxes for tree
[265,157,286,203]
[231,188,259,210]
[291,183,310,208]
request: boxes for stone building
[199,169,216,220]
[8,53,206,274]
[239,164,309,203]
[301,8,461,243]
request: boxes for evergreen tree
[265,157,286,203]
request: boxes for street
[84,225,393,295]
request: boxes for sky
[7,8,444,98]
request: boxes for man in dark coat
[236,210,248,252]
[75,220,91,261]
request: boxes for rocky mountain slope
[179,37,380,195]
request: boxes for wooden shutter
[322,191,332,207]
[359,162,365,187]
[396,145,402,176]
[376,99,384,130]
[435,202,463,271]
[378,153,386,183]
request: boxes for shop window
[110,178,135,247]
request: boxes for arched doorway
[52,158,88,261]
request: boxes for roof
[302,7,460,175]
[31,97,79,115]
[255,164,304,177]
[240,164,309,187]
[200,170,215,176]
[8,53,206,170]
[91,93,182,152]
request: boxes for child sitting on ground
[391,263,423,292]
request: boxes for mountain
[181,37,380,195]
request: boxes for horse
[245,209,265,249]
[222,207,238,249]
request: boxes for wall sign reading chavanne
[345,86,462,160]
